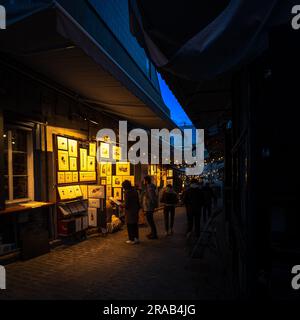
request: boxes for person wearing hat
[122,180,141,244]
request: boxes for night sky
[157,73,193,127]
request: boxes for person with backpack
[160,184,178,236]
[141,175,158,239]
[183,179,204,237]
[122,180,141,244]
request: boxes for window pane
[13,176,28,199]
[11,129,27,152]
[13,153,28,175]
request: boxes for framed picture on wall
[69,157,77,171]
[72,172,79,182]
[65,172,72,184]
[113,146,121,160]
[112,176,122,187]
[89,142,96,157]
[80,185,88,199]
[100,142,110,159]
[68,139,78,157]
[80,148,88,171]
[113,188,122,200]
[100,178,107,185]
[116,162,130,176]
[167,170,173,177]
[79,172,96,182]
[58,150,69,171]
[87,156,95,172]
[100,163,107,177]
[106,163,112,176]
[57,136,68,150]
[106,176,112,185]
[57,172,65,184]
[88,185,105,199]
[88,198,100,208]
[73,185,82,198]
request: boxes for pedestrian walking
[202,183,216,223]
[122,180,140,244]
[183,179,204,237]
[160,184,178,236]
[141,175,158,239]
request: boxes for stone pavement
[0,207,229,300]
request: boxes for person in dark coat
[202,183,216,223]
[122,180,140,244]
[160,184,178,236]
[183,179,204,237]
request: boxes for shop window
[3,128,34,204]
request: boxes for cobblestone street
[0,207,226,300]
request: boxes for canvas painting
[58,150,69,171]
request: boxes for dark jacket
[202,185,216,205]
[160,187,178,207]
[183,183,204,214]
[124,187,140,224]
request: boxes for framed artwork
[69,157,77,171]
[80,185,88,199]
[100,143,110,159]
[106,163,112,176]
[106,176,112,185]
[89,142,96,157]
[106,185,112,198]
[57,136,68,150]
[87,156,95,172]
[72,172,79,182]
[116,162,130,176]
[73,185,82,198]
[80,148,88,171]
[58,150,69,171]
[113,146,121,160]
[68,139,78,157]
[88,185,105,199]
[58,186,69,200]
[112,176,122,187]
[101,178,107,185]
[100,163,107,177]
[123,176,135,186]
[88,198,100,208]
[88,208,97,227]
[65,172,73,184]
[113,188,122,200]
[80,172,96,182]
[57,172,65,184]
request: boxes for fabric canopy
[129,0,294,81]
